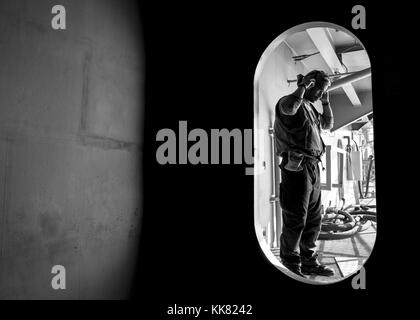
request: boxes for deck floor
[271,221,376,283]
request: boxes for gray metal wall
[0,0,143,299]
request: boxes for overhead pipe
[327,67,371,92]
[286,67,371,90]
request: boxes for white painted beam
[283,39,311,73]
[306,28,362,106]
[341,50,370,70]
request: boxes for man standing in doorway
[274,70,335,277]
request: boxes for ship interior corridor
[254,23,376,283]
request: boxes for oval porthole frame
[253,21,374,285]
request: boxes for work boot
[301,255,335,277]
[282,261,306,278]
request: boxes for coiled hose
[319,207,376,240]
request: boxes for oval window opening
[253,22,375,284]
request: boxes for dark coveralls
[274,94,326,266]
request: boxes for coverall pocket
[284,151,304,172]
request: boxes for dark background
[134,0,412,316]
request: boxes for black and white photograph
[0,0,414,315]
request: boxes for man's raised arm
[320,91,334,130]
[279,75,315,116]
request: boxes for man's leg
[279,161,312,277]
[300,161,334,276]
[299,162,322,258]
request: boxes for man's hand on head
[320,89,333,130]
[297,74,316,90]
[321,90,330,104]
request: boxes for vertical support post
[268,127,277,248]
[275,155,282,249]
[321,145,332,190]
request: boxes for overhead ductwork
[328,67,371,92]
